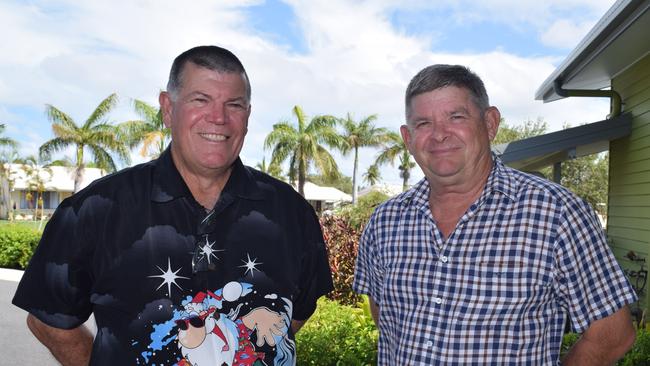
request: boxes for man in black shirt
[13,45,333,365]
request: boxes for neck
[427,155,493,238]
[171,151,233,210]
[183,170,231,210]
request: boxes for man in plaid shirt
[353,64,637,365]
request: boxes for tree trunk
[352,147,359,204]
[0,174,9,220]
[298,157,306,197]
[73,165,84,193]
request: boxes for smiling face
[160,62,250,182]
[401,85,500,188]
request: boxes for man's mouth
[199,133,228,142]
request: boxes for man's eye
[227,103,245,109]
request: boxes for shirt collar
[484,154,518,202]
[151,147,192,203]
[398,153,517,209]
[220,157,265,201]
[151,148,264,203]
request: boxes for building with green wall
[536,0,650,313]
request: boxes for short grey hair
[405,64,489,120]
[166,45,251,102]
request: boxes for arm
[26,314,93,366]
[562,306,635,365]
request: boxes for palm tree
[264,105,341,196]
[338,113,392,203]
[0,124,18,151]
[118,99,170,159]
[18,155,52,221]
[374,132,416,192]
[255,157,283,179]
[39,93,130,192]
[0,124,19,219]
[363,163,381,187]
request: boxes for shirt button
[434,297,442,304]
[440,255,448,263]
[426,340,433,347]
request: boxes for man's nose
[206,103,226,124]
[430,120,450,142]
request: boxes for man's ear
[484,106,501,141]
[244,103,251,136]
[400,124,411,147]
[159,92,173,128]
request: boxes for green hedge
[0,224,41,269]
[296,307,649,365]
[297,297,378,365]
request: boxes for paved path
[0,269,95,365]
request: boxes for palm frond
[39,138,70,161]
[85,93,118,128]
[45,105,76,129]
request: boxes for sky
[0,0,617,186]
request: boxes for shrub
[560,332,580,359]
[319,192,390,305]
[0,224,41,269]
[320,214,362,305]
[337,191,389,231]
[618,329,650,366]
[296,297,378,365]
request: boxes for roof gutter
[553,80,622,118]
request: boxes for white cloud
[0,0,616,186]
[540,19,597,49]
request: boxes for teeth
[200,133,228,142]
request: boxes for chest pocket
[458,259,552,313]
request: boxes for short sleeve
[353,211,383,305]
[12,199,94,329]
[554,198,637,333]
[292,204,334,321]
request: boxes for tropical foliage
[337,113,392,203]
[320,214,362,305]
[118,99,169,160]
[308,173,353,195]
[494,119,609,213]
[0,223,41,269]
[337,190,389,231]
[362,163,381,187]
[39,93,130,192]
[255,157,283,179]
[493,117,548,145]
[373,132,415,192]
[296,297,378,365]
[0,124,19,219]
[0,124,18,151]
[16,155,52,220]
[264,105,341,196]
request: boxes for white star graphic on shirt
[239,253,262,277]
[148,257,189,297]
[198,236,223,264]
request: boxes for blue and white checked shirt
[353,156,637,365]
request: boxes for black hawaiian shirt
[13,148,333,365]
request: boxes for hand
[241,307,285,347]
